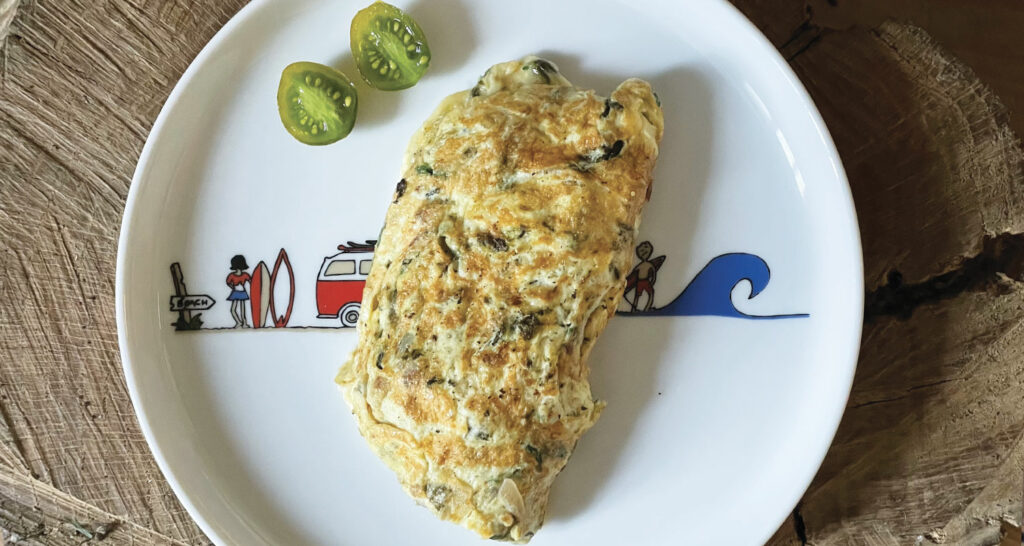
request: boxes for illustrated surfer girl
[623,241,666,312]
[226,254,251,328]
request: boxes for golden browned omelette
[336,56,663,542]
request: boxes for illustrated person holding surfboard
[226,255,251,328]
[623,241,666,312]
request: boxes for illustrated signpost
[169,294,215,312]
[170,263,214,330]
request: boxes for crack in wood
[850,394,911,409]
[866,232,1024,321]
[780,17,826,61]
[906,377,959,392]
[793,503,809,545]
[850,379,961,409]
[786,31,824,61]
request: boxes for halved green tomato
[351,1,430,91]
[277,62,358,145]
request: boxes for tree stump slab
[2,0,1023,544]
[730,1,1024,544]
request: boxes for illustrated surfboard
[268,248,295,328]
[249,261,271,328]
[625,254,666,291]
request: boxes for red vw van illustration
[316,241,376,327]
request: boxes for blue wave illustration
[620,253,808,320]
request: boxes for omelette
[337,56,664,542]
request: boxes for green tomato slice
[351,1,431,90]
[277,62,358,145]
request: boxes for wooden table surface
[1,1,1022,545]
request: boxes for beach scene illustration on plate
[168,239,807,331]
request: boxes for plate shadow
[540,58,717,522]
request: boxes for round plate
[116,0,862,544]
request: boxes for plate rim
[115,1,279,544]
[115,0,864,543]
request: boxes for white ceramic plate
[116,0,862,544]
